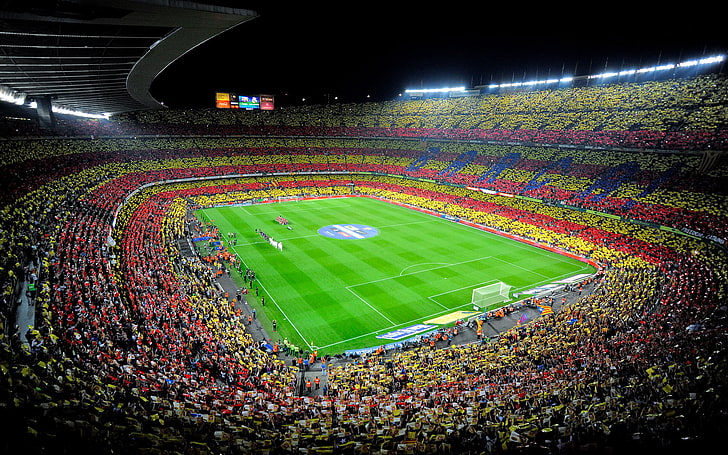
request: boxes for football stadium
[1,2,727,455]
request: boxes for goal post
[471,282,512,312]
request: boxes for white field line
[345,286,396,325]
[215,201,594,351]
[226,245,312,351]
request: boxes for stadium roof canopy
[0,0,257,117]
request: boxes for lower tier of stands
[2,164,725,454]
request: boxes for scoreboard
[259,95,274,110]
[215,93,274,110]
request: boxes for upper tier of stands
[3,73,728,151]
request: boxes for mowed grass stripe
[219,200,410,345]
[197,197,595,354]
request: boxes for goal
[471,282,512,312]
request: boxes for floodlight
[679,60,700,68]
[637,67,656,74]
[404,86,466,94]
[700,55,724,64]
[409,54,724,97]
[0,86,26,105]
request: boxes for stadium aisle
[14,266,37,347]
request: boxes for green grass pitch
[195,197,595,355]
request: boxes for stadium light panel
[0,85,26,105]
[1,85,110,119]
[404,86,466,93]
[589,71,619,80]
[52,106,111,119]
[701,55,724,64]
[679,60,700,68]
[482,54,725,92]
[637,66,657,74]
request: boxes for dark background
[150,3,728,108]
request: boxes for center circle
[318,224,379,240]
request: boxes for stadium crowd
[0,73,726,454]
[3,73,728,151]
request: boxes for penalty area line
[345,286,396,326]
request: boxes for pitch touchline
[344,256,494,324]
[453,218,592,266]
[324,267,595,350]
[218,206,594,352]
[316,303,474,350]
[378,219,436,229]
[489,256,552,280]
[228,244,313,351]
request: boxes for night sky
[149,3,728,109]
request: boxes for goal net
[471,282,512,312]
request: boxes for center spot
[318,224,379,240]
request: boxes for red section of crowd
[1,73,726,454]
